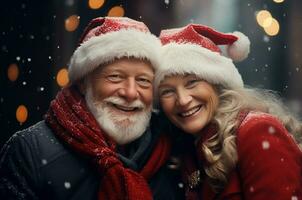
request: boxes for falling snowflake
[249,186,254,192]
[37,87,45,92]
[64,182,71,189]
[268,126,275,134]
[291,196,298,200]
[263,35,270,43]
[41,159,47,165]
[268,47,271,51]
[22,81,27,85]
[164,0,169,5]
[16,56,21,61]
[281,158,284,162]
[178,183,184,188]
[262,141,270,150]
[27,58,31,62]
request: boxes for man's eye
[107,74,123,82]
[137,78,152,87]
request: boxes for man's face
[84,57,155,144]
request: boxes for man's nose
[117,78,139,102]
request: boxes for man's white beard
[85,86,152,145]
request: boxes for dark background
[1,0,302,147]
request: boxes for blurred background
[1,0,302,147]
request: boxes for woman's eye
[160,89,174,97]
[186,79,199,88]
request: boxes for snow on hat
[154,24,250,92]
[68,17,161,83]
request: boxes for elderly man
[0,17,180,200]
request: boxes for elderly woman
[155,24,302,200]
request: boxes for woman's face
[159,74,219,135]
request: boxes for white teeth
[114,104,137,111]
[180,106,201,117]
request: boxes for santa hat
[68,17,161,83]
[154,24,250,92]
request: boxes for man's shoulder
[8,120,53,142]
[1,121,67,164]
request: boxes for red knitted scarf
[44,86,171,200]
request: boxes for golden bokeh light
[264,18,280,36]
[7,63,19,82]
[273,0,284,3]
[256,10,272,27]
[108,6,125,17]
[88,0,105,9]
[16,105,28,124]
[262,17,273,28]
[56,68,69,87]
[65,15,80,32]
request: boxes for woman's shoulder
[237,111,288,138]
[236,111,301,158]
[235,112,302,199]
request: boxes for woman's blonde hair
[202,86,302,192]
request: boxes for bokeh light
[65,15,80,32]
[256,10,272,27]
[16,105,28,124]
[7,63,19,82]
[262,17,273,28]
[108,6,125,17]
[273,0,284,3]
[264,18,280,36]
[88,0,105,9]
[56,68,69,87]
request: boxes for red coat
[184,111,302,200]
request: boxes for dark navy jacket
[0,120,184,200]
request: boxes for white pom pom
[227,31,250,62]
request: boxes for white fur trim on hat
[68,29,161,83]
[154,42,244,94]
[227,31,250,62]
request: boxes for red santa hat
[154,24,250,91]
[68,17,161,83]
